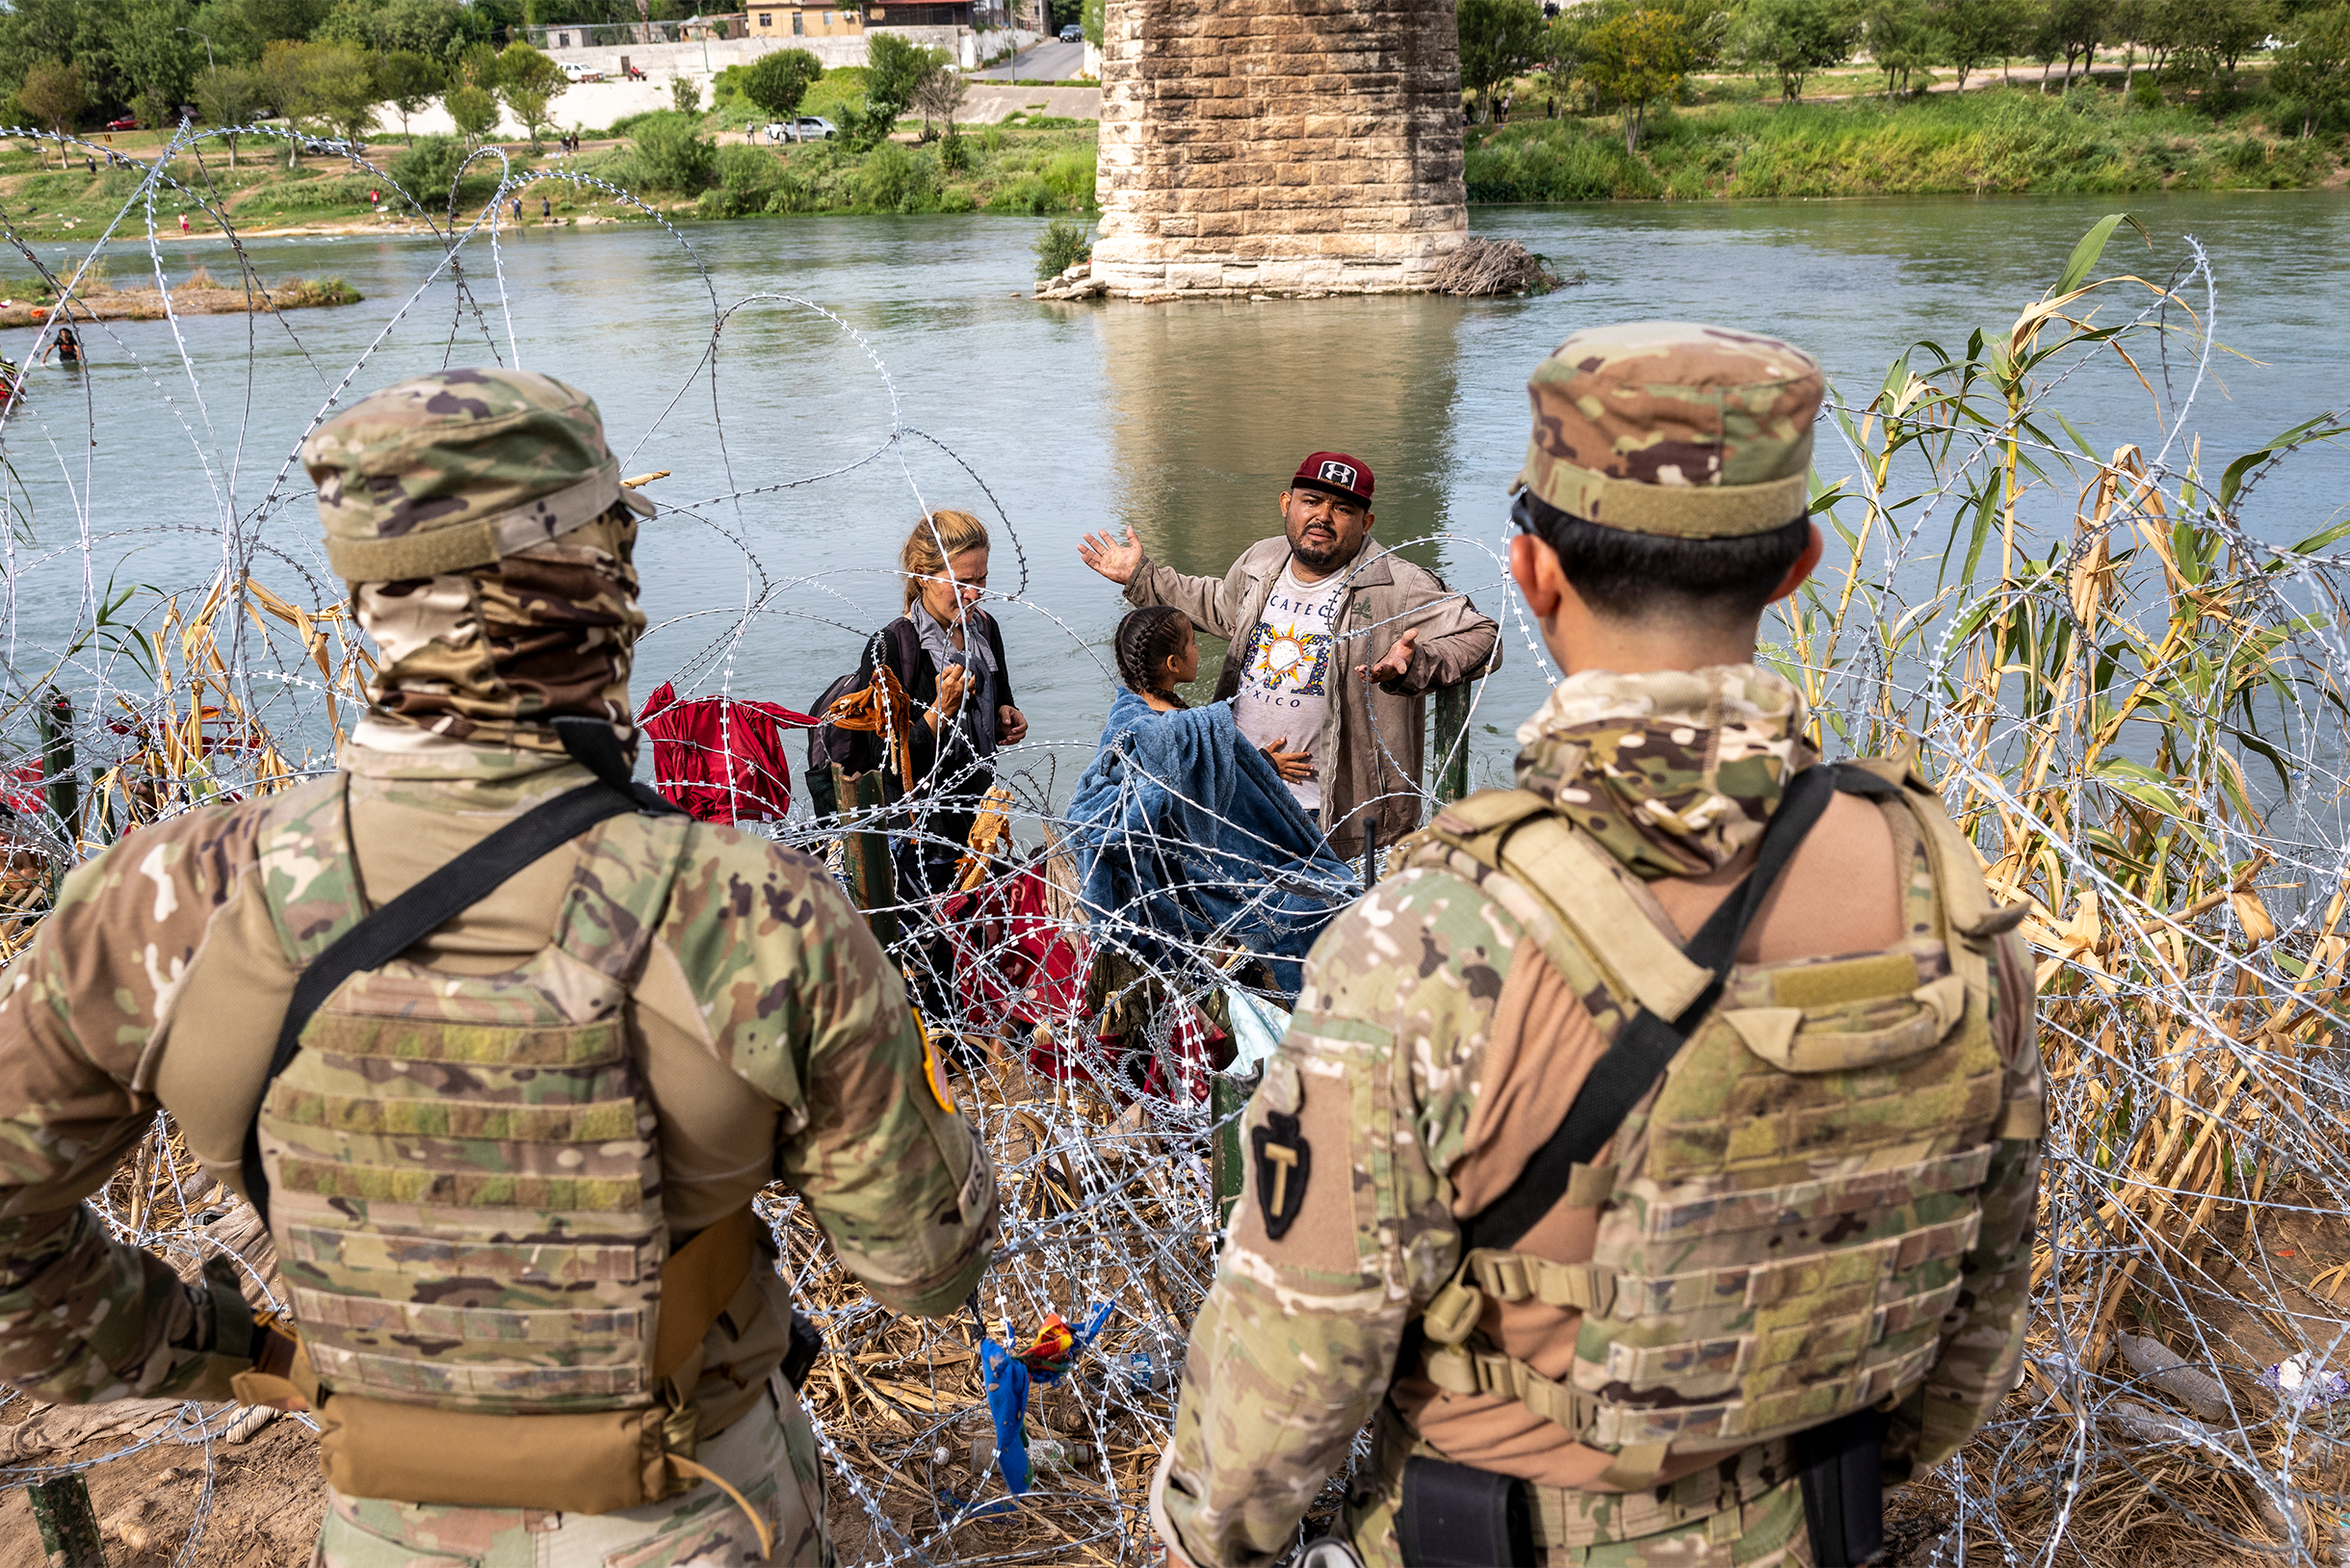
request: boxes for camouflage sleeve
[659,828,995,1318]
[0,809,269,1402]
[1155,867,1505,1568]
[1896,927,2045,1476]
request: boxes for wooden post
[1431,681,1472,805]
[832,766,899,950]
[30,1473,106,1567]
[1209,1067,1260,1241]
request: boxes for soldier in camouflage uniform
[1151,324,2044,1568]
[0,369,997,1566]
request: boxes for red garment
[636,682,818,824]
[943,867,1089,1053]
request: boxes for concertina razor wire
[0,124,2345,1568]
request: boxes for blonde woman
[852,510,1028,1026]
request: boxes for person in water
[45,325,79,365]
[1069,606,1355,1094]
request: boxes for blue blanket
[1065,691,1358,999]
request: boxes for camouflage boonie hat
[303,368,654,583]
[1517,321,1823,538]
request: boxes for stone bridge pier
[1090,0,1467,298]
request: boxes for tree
[1932,0,2029,88]
[1728,0,1861,102]
[2177,0,2276,89]
[2036,0,2107,90]
[910,58,968,137]
[18,59,83,168]
[1582,7,1696,150]
[1863,0,1942,96]
[379,49,445,142]
[1458,0,1549,121]
[195,63,263,166]
[118,1,198,120]
[268,39,379,155]
[739,47,822,120]
[863,30,937,116]
[2274,1,2350,133]
[496,42,566,150]
[445,81,499,146]
[669,72,700,114]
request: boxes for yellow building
[745,4,866,37]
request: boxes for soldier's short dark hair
[1514,490,1812,622]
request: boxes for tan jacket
[1124,536,1500,857]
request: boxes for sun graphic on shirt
[1253,624,1314,688]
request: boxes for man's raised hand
[1079,526,1144,586]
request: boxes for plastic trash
[2260,1351,2350,1409]
[1222,987,1292,1077]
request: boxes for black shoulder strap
[1459,764,1862,1257]
[239,723,682,1225]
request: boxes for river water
[5,191,2345,804]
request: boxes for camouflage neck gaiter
[353,509,644,755]
[1513,664,1815,880]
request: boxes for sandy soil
[0,285,359,329]
[0,1407,326,1566]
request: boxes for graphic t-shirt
[1230,564,1345,812]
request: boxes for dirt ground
[0,1406,326,1566]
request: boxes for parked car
[105,115,140,132]
[1059,23,1083,40]
[298,137,352,157]
[560,62,604,82]
[779,116,836,142]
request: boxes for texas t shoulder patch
[1250,1111,1311,1240]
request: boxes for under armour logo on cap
[1292,450,1373,506]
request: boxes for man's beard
[1289,512,1358,571]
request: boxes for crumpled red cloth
[943,867,1089,1054]
[637,681,818,824]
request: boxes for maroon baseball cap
[1291,451,1373,507]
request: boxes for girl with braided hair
[1069,607,1357,1089]
[1114,604,1197,713]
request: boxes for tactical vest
[1404,760,2024,1487]
[236,780,763,1516]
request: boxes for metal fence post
[832,766,900,950]
[1431,681,1472,805]
[30,1472,107,1567]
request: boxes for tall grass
[1770,214,2350,1558]
[1470,88,2337,200]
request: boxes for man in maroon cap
[1080,452,1499,858]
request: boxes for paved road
[970,38,1084,82]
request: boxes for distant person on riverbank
[1079,452,1499,860]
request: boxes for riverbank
[12,82,2337,242]
[0,274,359,326]
[1468,86,2346,201]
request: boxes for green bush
[1032,215,1090,277]
[631,113,718,191]
[937,184,978,212]
[714,143,782,198]
[389,136,485,208]
[853,142,938,211]
[1042,147,1095,208]
[985,172,1057,214]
